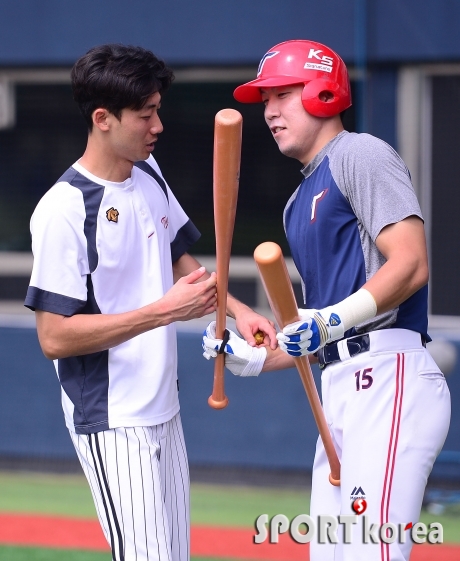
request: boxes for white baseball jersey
[25,156,200,434]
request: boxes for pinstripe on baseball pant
[70,413,190,561]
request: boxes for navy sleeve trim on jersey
[171,220,201,263]
[69,172,104,273]
[24,286,86,315]
[134,160,169,202]
[57,167,105,273]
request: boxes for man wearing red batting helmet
[203,40,451,560]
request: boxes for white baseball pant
[309,329,451,561]
[70,413,189,561]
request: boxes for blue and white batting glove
[276,308,345,357]
[202,321,267,376]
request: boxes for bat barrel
[213,108,242,338]
[253,242,299,328]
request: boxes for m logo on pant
[350,486,366,499]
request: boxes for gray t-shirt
[284,130,428,338]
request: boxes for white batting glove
[276,307,345,357]
[202,321,267,377]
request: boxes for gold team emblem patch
[106,207,119,223]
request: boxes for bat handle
[208,312,229,409]
[208,355,229,409]
[294,356,341,486]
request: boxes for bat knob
[328,473,341,487]
[254,331,265,345]
[208,395,229,409]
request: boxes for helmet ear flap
[301,79,349,118]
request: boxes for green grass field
[0,548,110,561]
[0,471,457,561]
[0,472,311,525]
[0,547,223,561]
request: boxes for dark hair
[71,44,174,130]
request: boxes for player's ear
[92,108,110,132]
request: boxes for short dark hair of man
[71,44,174,131]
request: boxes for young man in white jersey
[202,40,451,560]
[25,44,276,561]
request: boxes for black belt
[317,332,427,370]
[317,334,370,370]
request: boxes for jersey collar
[300,130,349,179]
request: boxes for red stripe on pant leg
[385,355,405,537]
[380,353,404,561]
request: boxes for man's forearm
[261,346,318,372]
[36,300,174,360]
[226,293,252,320]
[36,266,218,360]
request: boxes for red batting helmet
[233,40,351,118]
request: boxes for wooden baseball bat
[208,108,243,409]
[253,242,341,486]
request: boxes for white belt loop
[338,339,351,361]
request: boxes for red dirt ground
[0,513,457,560]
